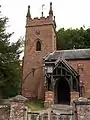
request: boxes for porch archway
[55,77,70,104]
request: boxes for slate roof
[45,49,90,61]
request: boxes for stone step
[51,104,73,115]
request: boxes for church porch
[44,59,80,107]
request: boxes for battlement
[26,2,56,28]
[26,16,55,27]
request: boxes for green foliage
[0,8,23,98]
[56,27,90,50]
[27,99,44,111]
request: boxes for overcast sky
[1,0,90,42]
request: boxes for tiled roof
[45,49,90,61]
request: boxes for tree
[56,27,90,50]
[0,8,23,98]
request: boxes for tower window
[36,41,41,51]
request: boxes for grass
[26,99,44,111]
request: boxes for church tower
[22,3,56,99]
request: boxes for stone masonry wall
[0,96,90,120]
[76,104,90,120]
[0,95,28,120]
[10,102,25,120]
[73,97,90,120]
[0,104,10,120]
[23,15,56,99]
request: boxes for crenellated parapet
[27,16,55,27]
[26,2,56,30]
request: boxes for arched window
[36,41,41,51]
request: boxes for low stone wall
[77,104,90,120]
[10,102,26,120]
[0,95,28,120]
[73,97,90,120]
[0,96,90,120]
[0,104,10,120]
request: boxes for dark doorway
[56,77,70,104]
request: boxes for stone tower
[22,2,56,99]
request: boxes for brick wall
[44,91,54,108]
[68,60,90,98]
